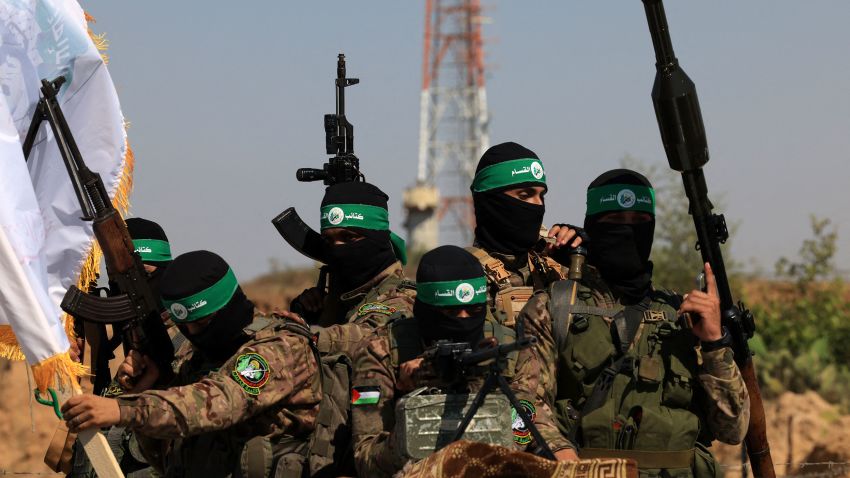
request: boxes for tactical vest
[548,280,720,478]
[467,246,563,328]
[387,316,518,458]
[165,315,353,478]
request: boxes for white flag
[0,0,131,391]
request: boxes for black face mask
[325,231,397,292]
[178,292,255,362]
[474,191,545,256]
[586,220,655,302]
[414,301,487,348]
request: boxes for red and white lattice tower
[403,0,490,255]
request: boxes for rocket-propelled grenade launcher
[640,1,774,476]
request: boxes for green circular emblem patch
[511,399,537,445]
[231,353,271,396]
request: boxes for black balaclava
[415,245,488,347]
[321,182,402,292]
[584,169,656,303]
[125,217,172,303]
[160,250,254,362]
[471,142,547,255]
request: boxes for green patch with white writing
[357,302,396,318]
[231,352,271,396]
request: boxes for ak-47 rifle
[23,77,174,386]
[417,335,556,460]
[640,2,774,476]
[272,53,364,264]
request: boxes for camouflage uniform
[351,318,572,478]
[522,267,749,477]
[316,261,416,329]
[116,314,322,477]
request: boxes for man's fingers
[60,396,83,414]
[704,262,719,297]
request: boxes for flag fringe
[31,351,89,392]
[0,16,134,394]
[0,325,27,361]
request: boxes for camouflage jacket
[521,267,750,454]
[351,321,571,478]
[116,314,322,476]
[316,261,416,329]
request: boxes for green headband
[132,239,172,263]
[586,184,655,216]
[417,277,488,307]
[162,268,239,323]
[321,203,389,230]
[471,158,547,193]
[321,203,408,265]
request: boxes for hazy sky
[82,1,849,281]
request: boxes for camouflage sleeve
[315,322,370,358]
[351,334,409,478]
[511,315,574,453]
[696,346,750,444]
[116,333,321,439]
[519,292,559,411]
[349,287,415,328]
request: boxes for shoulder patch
[357,302,396,317]
[231,353,271,396]
[511,399,537,445]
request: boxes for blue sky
[83,1,850,280]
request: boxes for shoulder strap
[578,297,653,423]
[549,280,576,353]
[242,315,275,335]
[465,246,512,286]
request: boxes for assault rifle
[23,77,174,386]
[640,1,774,476]
[418,335,556,460]
[272,53,364,264]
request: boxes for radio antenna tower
[403,0,490,255]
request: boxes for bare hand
[544,224,583,254]
[555,447,580,461]
[61,395,121,432]
[679,262,723,342]
[69,337,83,363]
[292,287,324,314]
[274,309,309,327]
[116,350,159,393]
[398,358,424,393]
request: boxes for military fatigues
[523,267,749,477]
[351,317,571,478]
[468,246,564,328]
[116,314,322,477]
[316,261,416,328]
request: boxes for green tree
[750,217,850,410]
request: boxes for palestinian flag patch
[357,302,396,318]
[351,386,381,405]
[231,353,271,396]
[511,399,537,445]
